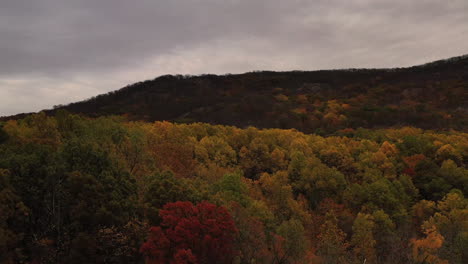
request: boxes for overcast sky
[1,0,467,116]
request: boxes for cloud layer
[1,0,468,115]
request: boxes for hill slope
[4,55,468,133]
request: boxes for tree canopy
[0,112,466,263]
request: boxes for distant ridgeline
[2,54,468,134]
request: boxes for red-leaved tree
[140,201,238,264]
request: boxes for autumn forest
[1,54,468,264]
[1,108,467,263]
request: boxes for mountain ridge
[2,54,467,133]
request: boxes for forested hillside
[5,55,464,134]
[1,112,467,263]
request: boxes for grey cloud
[1,0,468,115]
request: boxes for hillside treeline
[0,112,467,264]
[30,55,467,134]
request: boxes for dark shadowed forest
[3,55,468,133]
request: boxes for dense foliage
[0,112,467,263]
[140,201,237,264]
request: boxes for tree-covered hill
[4,54,467,134]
